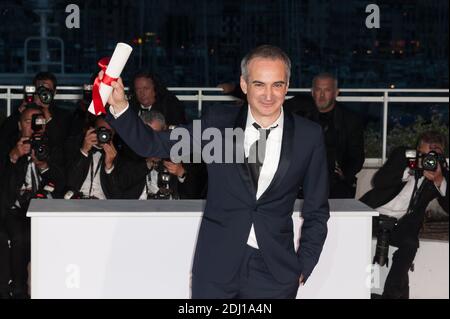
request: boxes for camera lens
[96,127,112,144]
[37,86,54,105]
[422,151,438,171]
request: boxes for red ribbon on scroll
[92,57,118,115]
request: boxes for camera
[23,85,36,104]
[36,85,55,105]
[146,160,174,200]
[31,113,46,132]
[95,127,113,144]
[25,133,50,161]
[373,215,398,267]
[406,149,447,172]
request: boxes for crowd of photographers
[0,71,447,299]
[0,71,207,298]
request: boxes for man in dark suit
[306,73,365,198]
[0,105,65,299]
[0,72,72,155]
[218,73,364,199]
[65,116,122,199]
[360,131,448,299]
[130,70,187,126]
[118,111,207,200]
[104,45,329,299]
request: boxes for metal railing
[0,85,448,166]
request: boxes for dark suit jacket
[106,105,329,284]
[229,89,364,188]
[0,146,65,219]
[289,100,365,187]
[360,147,449,236]
[65,149,122,199]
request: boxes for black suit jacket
[288,100,365,187]
[65,149,122,199]
[106,105,329,284]
[0,148,65,219]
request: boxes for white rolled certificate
[88,42,133,115]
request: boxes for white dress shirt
[245,106,284,249]
[138,104,152,117]
[79,150,113,199]
[15,157,42,208]
[377,167,447,220]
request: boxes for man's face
[134,77,156,107]
[34,79,55,107]
[19,109,45,137]
[418,142,444,155]
[240,58,288,123]
[312,77,339,112]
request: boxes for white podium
[27,199,377,299]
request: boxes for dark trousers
[192,245,299,299]
[329,178,356,199]
[0,211,30,296]
[382,216,420,299]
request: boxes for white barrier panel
[28,199,377,299]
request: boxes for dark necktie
[247,122,276,186]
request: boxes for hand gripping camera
[26,134,50,161]
[95,127,113,144]
[405,149,447,173]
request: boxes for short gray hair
[312,72,338,89]
[140,110,166,127]
[240,45,291,82]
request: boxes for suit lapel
[233,105,257,198]
[257,110,294,203]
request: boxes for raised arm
[103,73,184,159]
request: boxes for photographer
[0,72,72,163]
[0,105,65,299]
[65,116,122,199]
[360,131,448,299]
[130,70,187,126]
[118,111,206,199]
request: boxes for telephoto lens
[373,216,398,267]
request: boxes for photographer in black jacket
[360,131,448,299]
[65,115,122,199]
[118,111,206,199]
[0,72,72,169]
[0,105,65,299]
[130,70,187,126]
